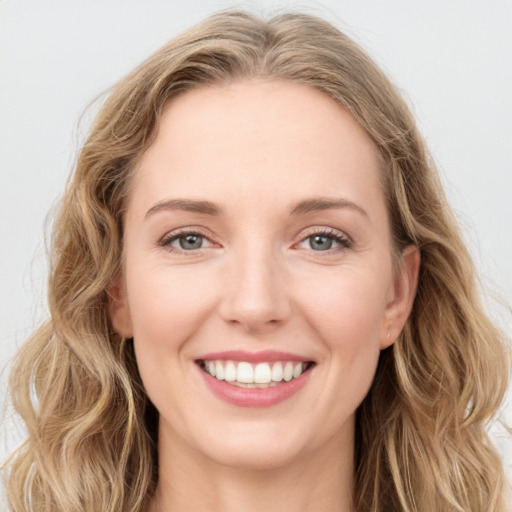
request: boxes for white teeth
[230,381,280,389]
[203,360,310,386]
[207,361,216,377]
[283,362,294,382]
[215,361,224,380]
[271,362,283,382]
[254,362,272,384]
[224,361,236,382]
[237,362,254,383]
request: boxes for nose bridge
[220,236,290,331]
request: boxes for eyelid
[157,225,352,254]
[158,227,218,253]
[294,226,353,251]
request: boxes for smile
[195,351,316,407]
[198,360,313,388]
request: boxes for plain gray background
[1,0,511,491]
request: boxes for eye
[298,229,352,252]
[159,230,214,252]
[174,233,206,250]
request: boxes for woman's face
[110,80,418,469]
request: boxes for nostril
[225,315,285,334]
[218,268,292,331]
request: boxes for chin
[187,417,332,472]
[203,438,305,471]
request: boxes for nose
[219,245,291,334]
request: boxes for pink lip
[198,368,312,408]
[198,350,311,363]
[195,352,314,408]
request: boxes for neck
[149,424,355,512]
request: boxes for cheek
[127,263,217,341]
[125,263,220,396]
[300,268,387,347]
[127,265,219,427]
[298,269,387,402]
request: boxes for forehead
[130,80,383,218]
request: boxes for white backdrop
[1,0,511,487]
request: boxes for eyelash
[298,228,352,252]
[158,228,352,254]
[158,228,213,254]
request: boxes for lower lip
[198,367,312,408]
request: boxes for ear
[380,246,420,349]
[108,275,133,338]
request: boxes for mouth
[196,359,316,389]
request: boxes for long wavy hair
[4,10,510,512]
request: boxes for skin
[110,80,419,512]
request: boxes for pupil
[180,234,202,250]
[311,235,332,251]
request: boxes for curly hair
[4,10,510,512]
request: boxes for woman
[4,10,510,512]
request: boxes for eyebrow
[290,197,368,217]
[145,199,221,219]
[144,196,367,219]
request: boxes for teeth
[283,362,293,382]
[237,362,253,383]
[254,363,272,384]
[206,360,216,377]
[202,360,310,386]
[231,381,280,388]
[224,361,236,382]
[215,361,224,380]
[271,362,283,382]
[293,363,303,378]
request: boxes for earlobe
[108,276,133,338]
[381,246,420,349]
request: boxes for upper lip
[197,350,313,363]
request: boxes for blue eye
[299,230,351,252]
[160,231,213,252]
[175,234,204,250]
[308,234,334,251]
